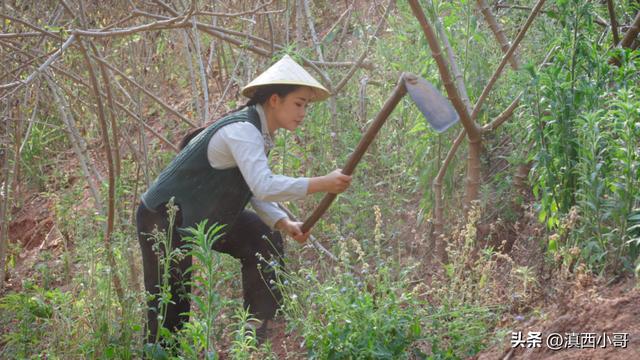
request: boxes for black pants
[136,202,284,343]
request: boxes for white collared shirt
[207,104,309,229]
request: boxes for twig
[92,55,197,128]
[358,76,369,123]
[102,13,138,31]
[71,15,191,37]
[0,14,64,41]
[19,88,39,154]
[295,0,303,47]
[430,14,473,240]
[408,0,484,210]
[333,0,393,94]
[0,46,55,83]
[192,18,209,125]
[94,48,122,178]
[211,46,247,117]
[609,10,640,65]
[181,30,203,125]
[0,34,76,97]
[140,4,337,89]
[197,0,280,17]
[476,0,519,70]
[482,47,558,134]
[46,74,104,214]
[432,129,465,236]
[77,39,125,304]
[619,10,639,48]
[331,2,353,61]
[0,32,46,39]
[320,3,353,44]
[0,98,13,291]
[266,10,275,56]
[435,16,472,113]
[482,94,522,132]
[606,0,620,46]
[303,0,324,62]
[143,3,371,70]
[470,0,546,121]
[0,40,179,151]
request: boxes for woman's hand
[308,169,353,194]
[275,218,311,244]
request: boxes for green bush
[279,261,422,359]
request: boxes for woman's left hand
[275,218,311,244]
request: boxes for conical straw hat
[241,55,330,102]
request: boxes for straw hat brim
[241,55,331,102]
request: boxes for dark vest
[141,106,262,229]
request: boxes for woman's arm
[307,169,352,194]
[209,123,351,200]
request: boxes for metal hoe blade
[405,75,459,133]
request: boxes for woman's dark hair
[178,84,300,150]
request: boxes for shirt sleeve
[250,197,288,229]
[207,122,309,202]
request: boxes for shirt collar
[255,104,274,152]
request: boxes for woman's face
[268,86,314,132]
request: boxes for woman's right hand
[323,169,352,193]
[308,169,352,194]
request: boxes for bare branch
[620,10,639,48]
[91,55,197,128]
[71,15,190,37]
[46,74,104,214]
[333,0,394,95]
[77,39,124,304]
[0,32,47,39]
[435,16,472,113]
[470,0,546,121]
[0,37,179,155]
[0,46,56,83]
[197,0,281,17]
[320,3,353,44]
[476,0,519,70]
[0,34,76,97]
[432,129,465,235]
[482,94,522,132]
[0,14,64,41]
[303,0,325,62]
[606,0,620,45]
[136,6,337,89]
[191,18,209,125]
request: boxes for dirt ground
[477,279,640,360]
[4,194,65,292]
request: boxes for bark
[407,0,483,211]
[0,98,13,290]
[606,0,620,46]
[476,0,520,70]
[46,75,104,214]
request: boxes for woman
[137,55,352,343]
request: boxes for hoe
[300,72,460,233]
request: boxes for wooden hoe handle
[301,75,410,233]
